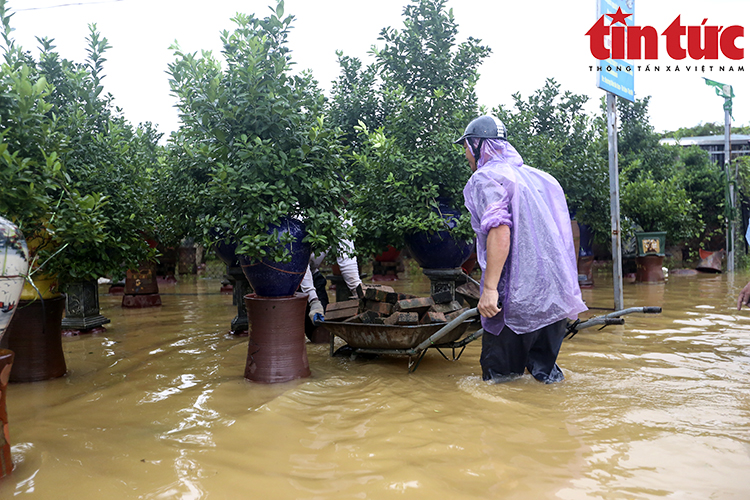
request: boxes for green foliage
[619,173,699,244]
[167,1,351,262]
[661,122,750,139]
[672,145,725,249]
[494,79,609,237]
[611,97,706,247]
[333,0,488,256]
[0,0,159,283]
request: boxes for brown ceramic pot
[0,296,67,382]
[244,293,310,383]
[0,349,13,478]
[636,255,665,283]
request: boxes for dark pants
[480,318,568,384]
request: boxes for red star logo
[606,7,632,26]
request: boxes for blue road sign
[595,0,635,102]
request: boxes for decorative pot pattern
[0,217,29,343]
[405,201,472,270]
[238,217,311,297]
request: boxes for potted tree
[332,0,488,299]
[620,175,698,282]
[0,12,157,379]
[167,1,351,383]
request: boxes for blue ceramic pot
[209,228,239,267]
[237,217,311,297]
[405,201,473,270]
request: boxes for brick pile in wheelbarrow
[324,285,470,325]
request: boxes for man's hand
[737,281,750,310]
[308,298,325,325]
[478,287,501,318]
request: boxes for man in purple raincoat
[456,116,587,383]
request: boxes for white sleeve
[299,266,318,303]
[336,247,362,292]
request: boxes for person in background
[456,115,588,383]
[300,220,362,326]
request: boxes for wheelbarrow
[324,305,662,372]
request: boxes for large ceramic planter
[210,228,240,268]
[0,295,67,382]
[244,293,310,383]
[404,201,472,270]
[0,216,28,479]
[237,217,311,298]
[1,217,29,343]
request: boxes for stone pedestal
[227,266,250,336]
[61,280,110,334]
[122,263,161,308]
[178,246,197,275]
[422,268,463,302]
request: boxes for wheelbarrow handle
[642,306,663,314]
[567,305,662,337]
[408,307,479,355]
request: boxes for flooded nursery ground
[2,265,750,499]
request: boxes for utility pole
[725,105,734,272]
[607,93,624,310]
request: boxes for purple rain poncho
[463,138,587,335]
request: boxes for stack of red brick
[324,286,469,325]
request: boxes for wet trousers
[480,318,567,384]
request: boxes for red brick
[419,311,447,324]
[429,300,463,314]
[327,299,360,312]
[364,288,399,304]
[445,307,470,322]
[394,297,434,315]
[395,312,419,325]
[326,306,359,321]
[363,300,394,315]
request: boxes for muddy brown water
[2,267,750,499]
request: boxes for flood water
[2,265,750,499]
